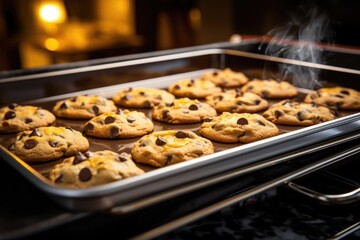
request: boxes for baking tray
[0,49,360,212]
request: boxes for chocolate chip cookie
[49,150,144,188]
[199,112,279,143]
[83,109,154,139]
[131,130,214,167]
[241,79,298,99]
[168,78,222,99]
[304,87,360,110]
[10,126,89,163]
[0,103,56,133]
[205,89,269,113]
[263,99,336,126]
[53,95,117,119]
[200,68,249,87]
[112,87,175,108]
[152,98,217,124]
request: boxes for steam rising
[260,8,333,89]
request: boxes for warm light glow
[38,2,66,23]
[44,37,59,50]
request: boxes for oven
[0,37,359,239]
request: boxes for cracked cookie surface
[49,150,144,188]
[53,95,117,119]
[199,112,279,143]
[263,99,336,126]
[11,126,89,163]
[131,130,214,167]
[0,104,56,133]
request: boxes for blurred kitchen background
[0,0,359,72]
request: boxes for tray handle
[287,181,360,204]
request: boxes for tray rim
[1,48,360,211]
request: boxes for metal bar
[129,145,360,240]
[328,222,360,240]
[287,181,360,204]
[110,133,360,214]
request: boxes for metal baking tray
[0,48,360,212]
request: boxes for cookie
[10,126,89,163]
[205,89,269,113]
[131,130,214,167]
[49,150,144,188]
[53,95,117,119]
[241,79,298,99]
[304,87,360,110]
[199,112,279,143]
[152,98,217,124]
[83,109,154,139]
[200,68,249,87]
[112,87,175,108]
[263,99,336,126]
[0,103,56,133]
[168,78,222,99]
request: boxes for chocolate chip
[297,111,306,121]
[257,121,265,126]
[79,167,92,182]
[25,118,33,123]
[203,117,213,122]
[237,118,248,125]
[254,99,261,105]
[174,84,181,89]
[8,103,18,109]
[340,90,350,95]
[29,129,41,137]
[155,136,167,146]
[139,91,146,96]
[73,152,88,165]
[4,111,16,120]
[127,87,133,92]
[126,117,136,123]
[143,101,151,108]
[109,126,120,138]
[24,139,38,149]
[335,94,344,98]
[261,90,270,98]
[60,102,68,109]
[217,95,224,101]
[162,110,169,120]
[139,142,146,147]
[105,116,115,124]
[118,155,128,162]
[275,110,282,119]
[122,94,132,101]
[166,102,174,107]
[189,104,198,111]
[175,131,187,138]
[55,174,63,183]
[165,155,172,165]
[70,97,77,102]
[92,105,99,115]
[212,71,218,76]
[85,123,94,131]
[49,141,58,148]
